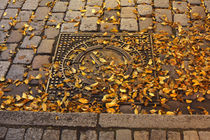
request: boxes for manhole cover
[46,33,156,104]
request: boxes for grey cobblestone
[80,130,97,140]
[14,21,27,29]
[17,11,33,22]
[0,19,12,31]
[61,22,78,32]
[121,0,135,7]
[191,6,206,19]
[187,0,201,5]
[105,0,119,9]
[137,5,152,16]
[0,44,17,60]
[155,23,172,34]
[7,30,23,43]
[6,64,26,80]
[183,131,199,140]
[198,131,210,140]
[0,127,7,139]
[139,17,153,31]
[151,130,166,140]
[0,61,10,79]
[4,84,29,96]
[65,11,82,22]
[37,39,55,54]
[29,21,45,35]
[5,128,25,140]
[8,0,24,8]
[121,7,136,18]
[0,10,3,18]
[87,0,103,6]
[47,13,64,26]
[39,0,54,7]
[53,2,68,12]
[42,129,60,140]
[32,55,50,69]
[85,6,101,17]
[20,36,41,49]
[3,9,18,19]
[134,131,149,140]
[155,9,172,22]
[100,22,118,32]
[68,0,85,10]
[167,131,181,140]
[80,17,98,31]
[0,31,6,43]
[22,0,39,10]
[137,0,152,4]
[44,26,59,39]
[25,128,43,140]
[34,7,50,21]
[99,131,115,140]
[103,10,119,21]
[120,18,138,31]
[13,49,34,64]
[27,70,47,85]
[154,0,169,8]
[172,1,188,13]
[61,130,77,140]
[174,14,189,26]
[116,129,132,140]
[0,0,8,10]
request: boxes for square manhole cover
[46,33,157,106]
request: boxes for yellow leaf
[42,103,47,111]
[107,108,116,113]
[120,88,126,93]
[166,111,175,115]
[186,100,192,104]
[163,88,171,94]
[78,98,89,104]
[148,59,153,65]
[134,107,139,114]
[197,97,205,102]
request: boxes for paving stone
[80,130,97,140]
[155,9,172,22]
[184,131,199,140]
[0,0,8,9]
[0,10,3,18]
[4,83,29,96]
[17,11,33,22]
[68,0,86,10]
[0,127,7,139]
[24,128,43,140]
[53,2,68,12]
[154,0,169,8]
[121,0,135,6]
[47,13,64,26]
[6,64,26,80]
[22,0,39,10]
[139,17,153,31]
[44,26,59,39]
[137,5,152,16]
[0,44,18,60]
[134,131,149,140]
[151,130,166,140]
[13,49,34,64]
[7,30,23,43]
[0,61,10,79]
[80,17,98,31]
[173,1,188,13]
[5,128,25,140]
[121,7,136,18]
[3,9,18,19]
[65,11,81,22]
[20,36,41,49]
[32,55,50,69]
[100,22,118,32]
[38,39,55,54]
[39,0,54,6]
[99,131,115,140]
[120,18,138,31]
[174,14,189,26]
[116,129,132,140]
[137,0,152,4]
[61,130,77,140]
[42,129,60,140]
[27,70,47,85]
[105,0,119,9]
[14,21,28,30]
[187,0,201,5]
[0,31,6,43]
[85,6,101,17]
[168,131,180,140]
[61,22,78,32]
[191,6,206,19]
[34,7,50,21]
[119,105,134,114]
[204,0,210,13]
[0,19,12,31]
[87,0,103,6]
[199,131,210,140]
[29,21,45,35]
[8,0,25,8]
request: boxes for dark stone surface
[0,127,7,139]
[24,128,43,140]
[42,129,60,140]
[61,130,77,140]
[6,64,26,81]
[5,128,25,140]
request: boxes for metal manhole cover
[46,33,156,104]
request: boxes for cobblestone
[100,22,118,32]
[85,6,101,17]
[80,17,98,31]
[44,26,60,39]
[187,0,201,5]
[0,127,7,139]
[174,14,189,26]
[53,2,68,12]
[14,21,27,30]
[4,83,29,96]
[155,9,172,22]
[154,0,169,8]
[137,0,152,4]
[87,0,103,6]
[0,19,12,31]
[0,0,8,9]
[105,0,119,9]
[6,64,26,80]
[121,7,136,18]
[167,131,181,140]
[42,129,60,140]
[32,55,50,69]
[0,61,10,80]
[0,10,3,18]
[198,131,210,140]
[7,30,23,43]
[151,130,166,140]
[8,0,25,8]
[0,31,6,43]
[121,0,135,7]
[39,0,54,7]
[22,0,39,10]
[24,128,43,140]
[134,131,149,140]
[37,39,55,54]
[0,44,17,60]
[99,131,115,140]
[80,130,97,140]
[139,17,153,31]
[61,22,78,32]
[29,21,45,35]
[47,13,64,26]
[34,7,50,21]
[137,5,152,16]
[5,128,25,140]
[17,11,33,22]
[116,129,132,140]
[3,9,18,19]
[103,10,119,21]
[172,1,188,13]
[13,49,34,64]
[68,0,86,11]
[61,130,77,140]
[191,6,206,19]
[65,11,82,22]
[20,36,41,49]
[183,131,199,140]
[27,70,47,85]
[120,18,138,31]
